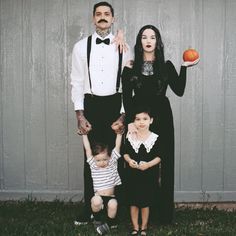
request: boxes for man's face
[93,6,114,30]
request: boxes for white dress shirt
[70,32,132,111]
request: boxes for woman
[122,25,199,225]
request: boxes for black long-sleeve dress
[122,60,187,224]
[124,132,161,208]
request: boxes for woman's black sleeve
[166,60,187,97]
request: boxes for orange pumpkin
[183,48,199,62]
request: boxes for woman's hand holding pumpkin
[182,57,200,67]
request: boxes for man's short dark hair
[93,1,114,16]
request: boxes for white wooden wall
[0,0,236,202]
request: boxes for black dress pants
[83,93,122,215]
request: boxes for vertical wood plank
[224,0,236,191]
[1,0,25,189]
[67,0,91,192]
[202,0,225,193]
[45,0,68,189]
[0,0,3,190]
[178,0,203,191]
[22,0,47,190]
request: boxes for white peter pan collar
[127,132,158,153]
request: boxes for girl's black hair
[131,105,153,122]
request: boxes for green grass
[0,200,235,236]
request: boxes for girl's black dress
[124,132,161,208]
[122,60,187,224]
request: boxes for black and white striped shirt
[87,149,122,192]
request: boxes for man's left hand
[112,29,128,53]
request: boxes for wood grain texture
[1,0,25,189]
[178,0,203,192]
[0,0,3,190]
[22,0,47,190]
[44,0,69,189]
[0,0,236,201]
[201,0,225,193]
[224,0,236,192]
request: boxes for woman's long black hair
[133,25,165,79]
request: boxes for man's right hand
[76,110,92,135]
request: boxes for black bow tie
[96,37,110,45]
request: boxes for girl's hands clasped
[138,161,150,171]
[128,159,150,171]
[128,159,138,169]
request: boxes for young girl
[123,107,161,236]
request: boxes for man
[70,1,132,225]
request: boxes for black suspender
[116,46,123,92]
[87,35,123,94]
[87,35,92,94]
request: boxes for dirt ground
[176,202,236,212]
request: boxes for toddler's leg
[91,195,103,212]
[107,198,118,218]
[106,198,118,228]
[91,195,103,222]
[96,198,118,235]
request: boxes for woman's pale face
[141,29,156,54]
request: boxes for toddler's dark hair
[91,142,112,157]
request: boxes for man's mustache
[98,19,108,23]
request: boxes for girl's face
[134,112,153,131]
[141,29,156,54]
